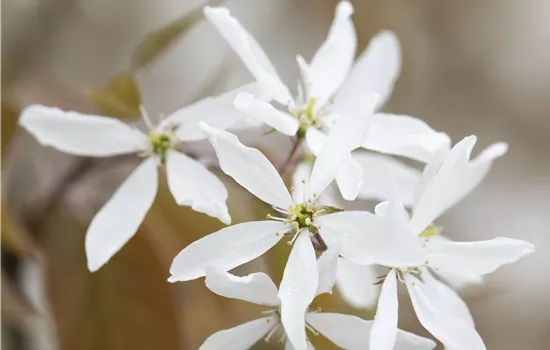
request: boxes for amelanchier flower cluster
[19,1,534,349]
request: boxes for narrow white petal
[285,340,316,350]
[306,95,376,200]
[199,316,276,350]
[19,105,146,156]
[362,113,451,163]
[203,6,290,104]
[85,158,157,272]
[292,161,313,204]
[334,31,401,112]
[405,274,486,350]
[335,155,363,201]
[166,151,230,224]
[309,1,357,104]
[306,312,371,349]
[316,211,426,267]
[394,331,437,350]
[370,269,399,350]
[304,127,325,155]
[199,123,293,208]
[421,269,474,326]
[169,221,285,282]
[204,267,280,306]
[412,138,508,234]
[374,201,411,228]
[409,136,477,234]
[234,92,299,136]
[163,82,270,142]
[426,237,534,279]
[279,231,319,350]
[316,245,340,296]
[426,235,484,290]
[336,258,380,309]
[412,145,449,208]
[353,152,421,206]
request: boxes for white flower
[204,1,450,175]
[200,264,436,350]
[169,110,427,348]
[18,83,264,271]
[365,136,535,350]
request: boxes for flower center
[146,129,178,165]
[293,97,324,138]
[268,202,343,253]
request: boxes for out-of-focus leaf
[1,272,36,327]
[131,0,225,69]
[86,74,142,120]
[44,206,182,350]
[1,200,37,258]
[1,101,19,159]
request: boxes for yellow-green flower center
[147,130,178,165]
[295,97,323,138]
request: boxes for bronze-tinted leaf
[131,0,225,69]
[1,200,37,258]
[44,206,182,350]
[86,74,142,120]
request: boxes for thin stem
[277,137,302,175]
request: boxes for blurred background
[2,0,550,349]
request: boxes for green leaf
[86,73,142,120]
[131,0,225,69]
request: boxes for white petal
[334,31,401,112]
[163,82,270,142]
[166,151,230,224]
[370,269,398,350]
[374,201,411,227]
[336,258,380,309]
[316,211,426,267]
[306,312,435,350]
[285,340,316,350]
[362,113,451,163]
[279,231,319,350]
[199,316,276,350]
[199,123,293,209]
[316,245,340,296]
[394,331,437,350]
[406,274,486,349]
[353,152,421,206]
[306,95,376,200]
[292,161,313,204]
[304,127,325,155]
[168,221,285,282]
[413,140,508,234]
[85,158,157,272]
[421,269,474,326]
[426,237,534,279]
[19,105,146,157]
[204,267,279,306]
[410,136,481,234]
[306,312,371,349]
[335,155,363,201]
[426,235,484,290]
[412,145,450,208]
[234,92,299,136]
[309,1,356,104]
[203,6,291,104]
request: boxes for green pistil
[419,225,440,238]
[147,131,176,165]
[296,97,322,136]
[288,204,314,229]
